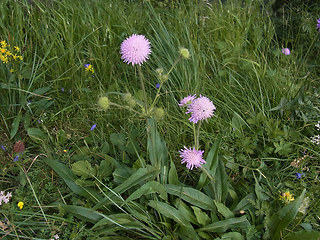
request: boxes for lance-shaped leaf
[113,165,159,194]
[269,189,306,240]
[199,216,250,233]
[148,200,189,227]
[124,180,167,203]
[164,184,215,212]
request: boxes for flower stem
[138,65,148,115]
[200,166,215,182]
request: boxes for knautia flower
[282,48,290,55]
[178,94,196,107]
[179,146,206,170]
[186,95,216,124]
[317,18,320,31]
[120,34,151,66]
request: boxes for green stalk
[138,65,148,115]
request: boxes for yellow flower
[18,56,23,61]
[1,40,7,48]
[10,68,14,73]
[84,64,94,73]
[5,51,12,56]
[14,46,20,52]
[17,201,24,209]
[279,191,294,203]
[0,48,6,54]
[1,55,8,63]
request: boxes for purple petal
[90,124,97,131]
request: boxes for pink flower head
[282,48,290,55]
[179,146,206,170]
[186,95,216,124]
[120,34,151,66]
[179,94,196,107]
[317,18,320,31]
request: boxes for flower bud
[156,68,164,75]
[154,107,165,120]
[98,96,109,110]
[128,98,136,108]
[122,93,132,102]
[179,48,190,59]
[160,74,168,82]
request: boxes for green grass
[0,0,319,239]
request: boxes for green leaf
[10,113,21,139]
[199,216,250,233]
[71,160,96,178]
[27,128,47,142]
[148,200,188,227]
[214,200,235,219]
[43,158,102,200]
[269,189,306,240]
[197,136,221,189]
[174,199,198,225]
[169,160,179,185]
[191,206,211,226]
[110,133,126,146]
[213,160,229,203]
[233,193,256,212]
[114,165,159,194]
[98,160,114,178]
[147,118,168,183]
[221,232,245,240]
[61,205,102,223]
[164,184,215,211]
[283,231,320,240]
[31,87,51,95]
[124,180,167,203]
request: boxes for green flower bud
[179,48,190,59]
[122,93,132,102]
[98,96,109,110]
[156,68,164,75]
[154,107,165,120]
[127,98,136,108]
[160,74,168,82]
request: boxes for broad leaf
[72,160,96,178]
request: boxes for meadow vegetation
[0,0,319,239]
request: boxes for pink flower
[179,94,196,107]
[282,48,290,55]
[186,95,216,124]
[120,34,151,66]
[179,146,206,170]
